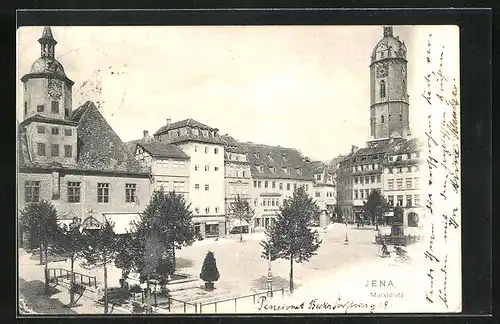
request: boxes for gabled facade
[243,143,314,230]
[382,137,425,227]
[153,118,226,237]
[126,131,191,199]
[220,135,252,233]
[308,161,337,227]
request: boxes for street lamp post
[267,248,273,297]
[344,220,349,245]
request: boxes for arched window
[381,115,385,123]
[380,80,386,98]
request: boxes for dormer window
[282,154,288,161]
[267,154,273,162]
[270,166,276,174]
[296,168,302,176]
[257,165,263,172]
[283,167,289,174]
[315,174,322,181]
[254,152,260,159]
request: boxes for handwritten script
[423,33,461,310]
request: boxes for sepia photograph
[17,24,461,315]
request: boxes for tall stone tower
[369,26,410,140]
[20,27,78,167]
[21,26,74,121]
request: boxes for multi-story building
[220,135,252,233]
[340,142,390,222]
[308,161,336,227]
[382,137,425,227]
[153,119,226,237]
[126,130,191,199]
[18,27,150,242]
[243,143,314,230]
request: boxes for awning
[191,216,225,223]
[228,218,249,228]
[102,213,141,235]
[205,221,220,225]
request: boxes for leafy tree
[80,220,120,314]
[115,212,173,313]
[56,218,86,306]
[260,187,321,294]
[141,188,195,270]
[228,194,255,242]
[199,251,220,286]
[362,190,389,231]
[19,200,60,294]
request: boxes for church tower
[369,26,410,140]
[21,26,74,121]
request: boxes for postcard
[17,24,461,315]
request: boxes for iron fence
[47,267,98,289]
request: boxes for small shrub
[200,251,220,283]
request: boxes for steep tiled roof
[386,137,423,154]
[154,118,218,136]
[241,142,313,181]
[307,161,326,175]
[351,140,396,158]
[220,135,248,154]
[19,101,148,175]
[134,140,190,160]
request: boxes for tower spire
[383,26,393,37]
[38,26,57,58]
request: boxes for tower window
[380,80,386,98]
[37,143,46,156]
[65,109,69,117]
[51,144,59,157]
[37,104,44,112]
[381,115,385,123]
[51,101,59,113]
[24,102,28,115]
[64,145,72,158]
[399,114,403,121]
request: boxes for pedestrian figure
[380,240,390,256]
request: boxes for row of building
[17,26,425,241]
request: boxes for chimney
[166,118,171,126]
[143,130,149,139]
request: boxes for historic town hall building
[17,27,150,242]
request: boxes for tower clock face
[48,78,63,100]
[376,62,388,78]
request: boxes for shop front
[192,216,226,238]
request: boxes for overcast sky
[17,25,459,161]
